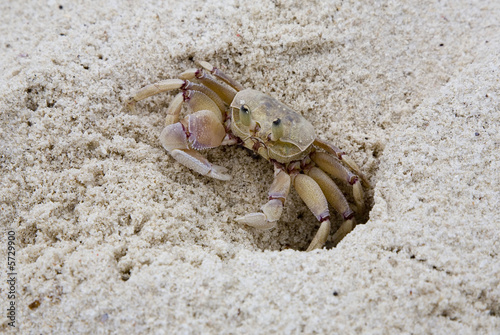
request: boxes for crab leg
[180,68,238,105]
[164,93,184,125]
[126,79,185,112]
[127,78,225,119]
[311,152,365,212]
[197,61,245,92]
[293,174,331,251]
[314,138,370,187]
[306,167,354,219]
[235,166,291,229]
[306,167,356,246]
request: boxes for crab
[127,61,370,251]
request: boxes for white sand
[1,0,499,333]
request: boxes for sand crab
[127,61,370,251]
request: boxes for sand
[1,0,499,333]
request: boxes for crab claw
[160,110,231,181]
[205,163,231,180]
[169,149,231,181]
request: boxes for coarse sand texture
[1,0,499,333]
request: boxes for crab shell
[230,89,316,163]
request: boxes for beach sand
[1,0,499,333]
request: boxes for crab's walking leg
[293,174,331,251]
[127,78,226,119]
[311,151,365,212]
[307,167,356,246]
[164,93,184,126]
[314,138,370,188]
[180,67,239,105]
[126,79,185,113]
[236,166,291,229]
[197,61,245,92]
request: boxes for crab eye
[239,104,251,126]
[271,118,283,141]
